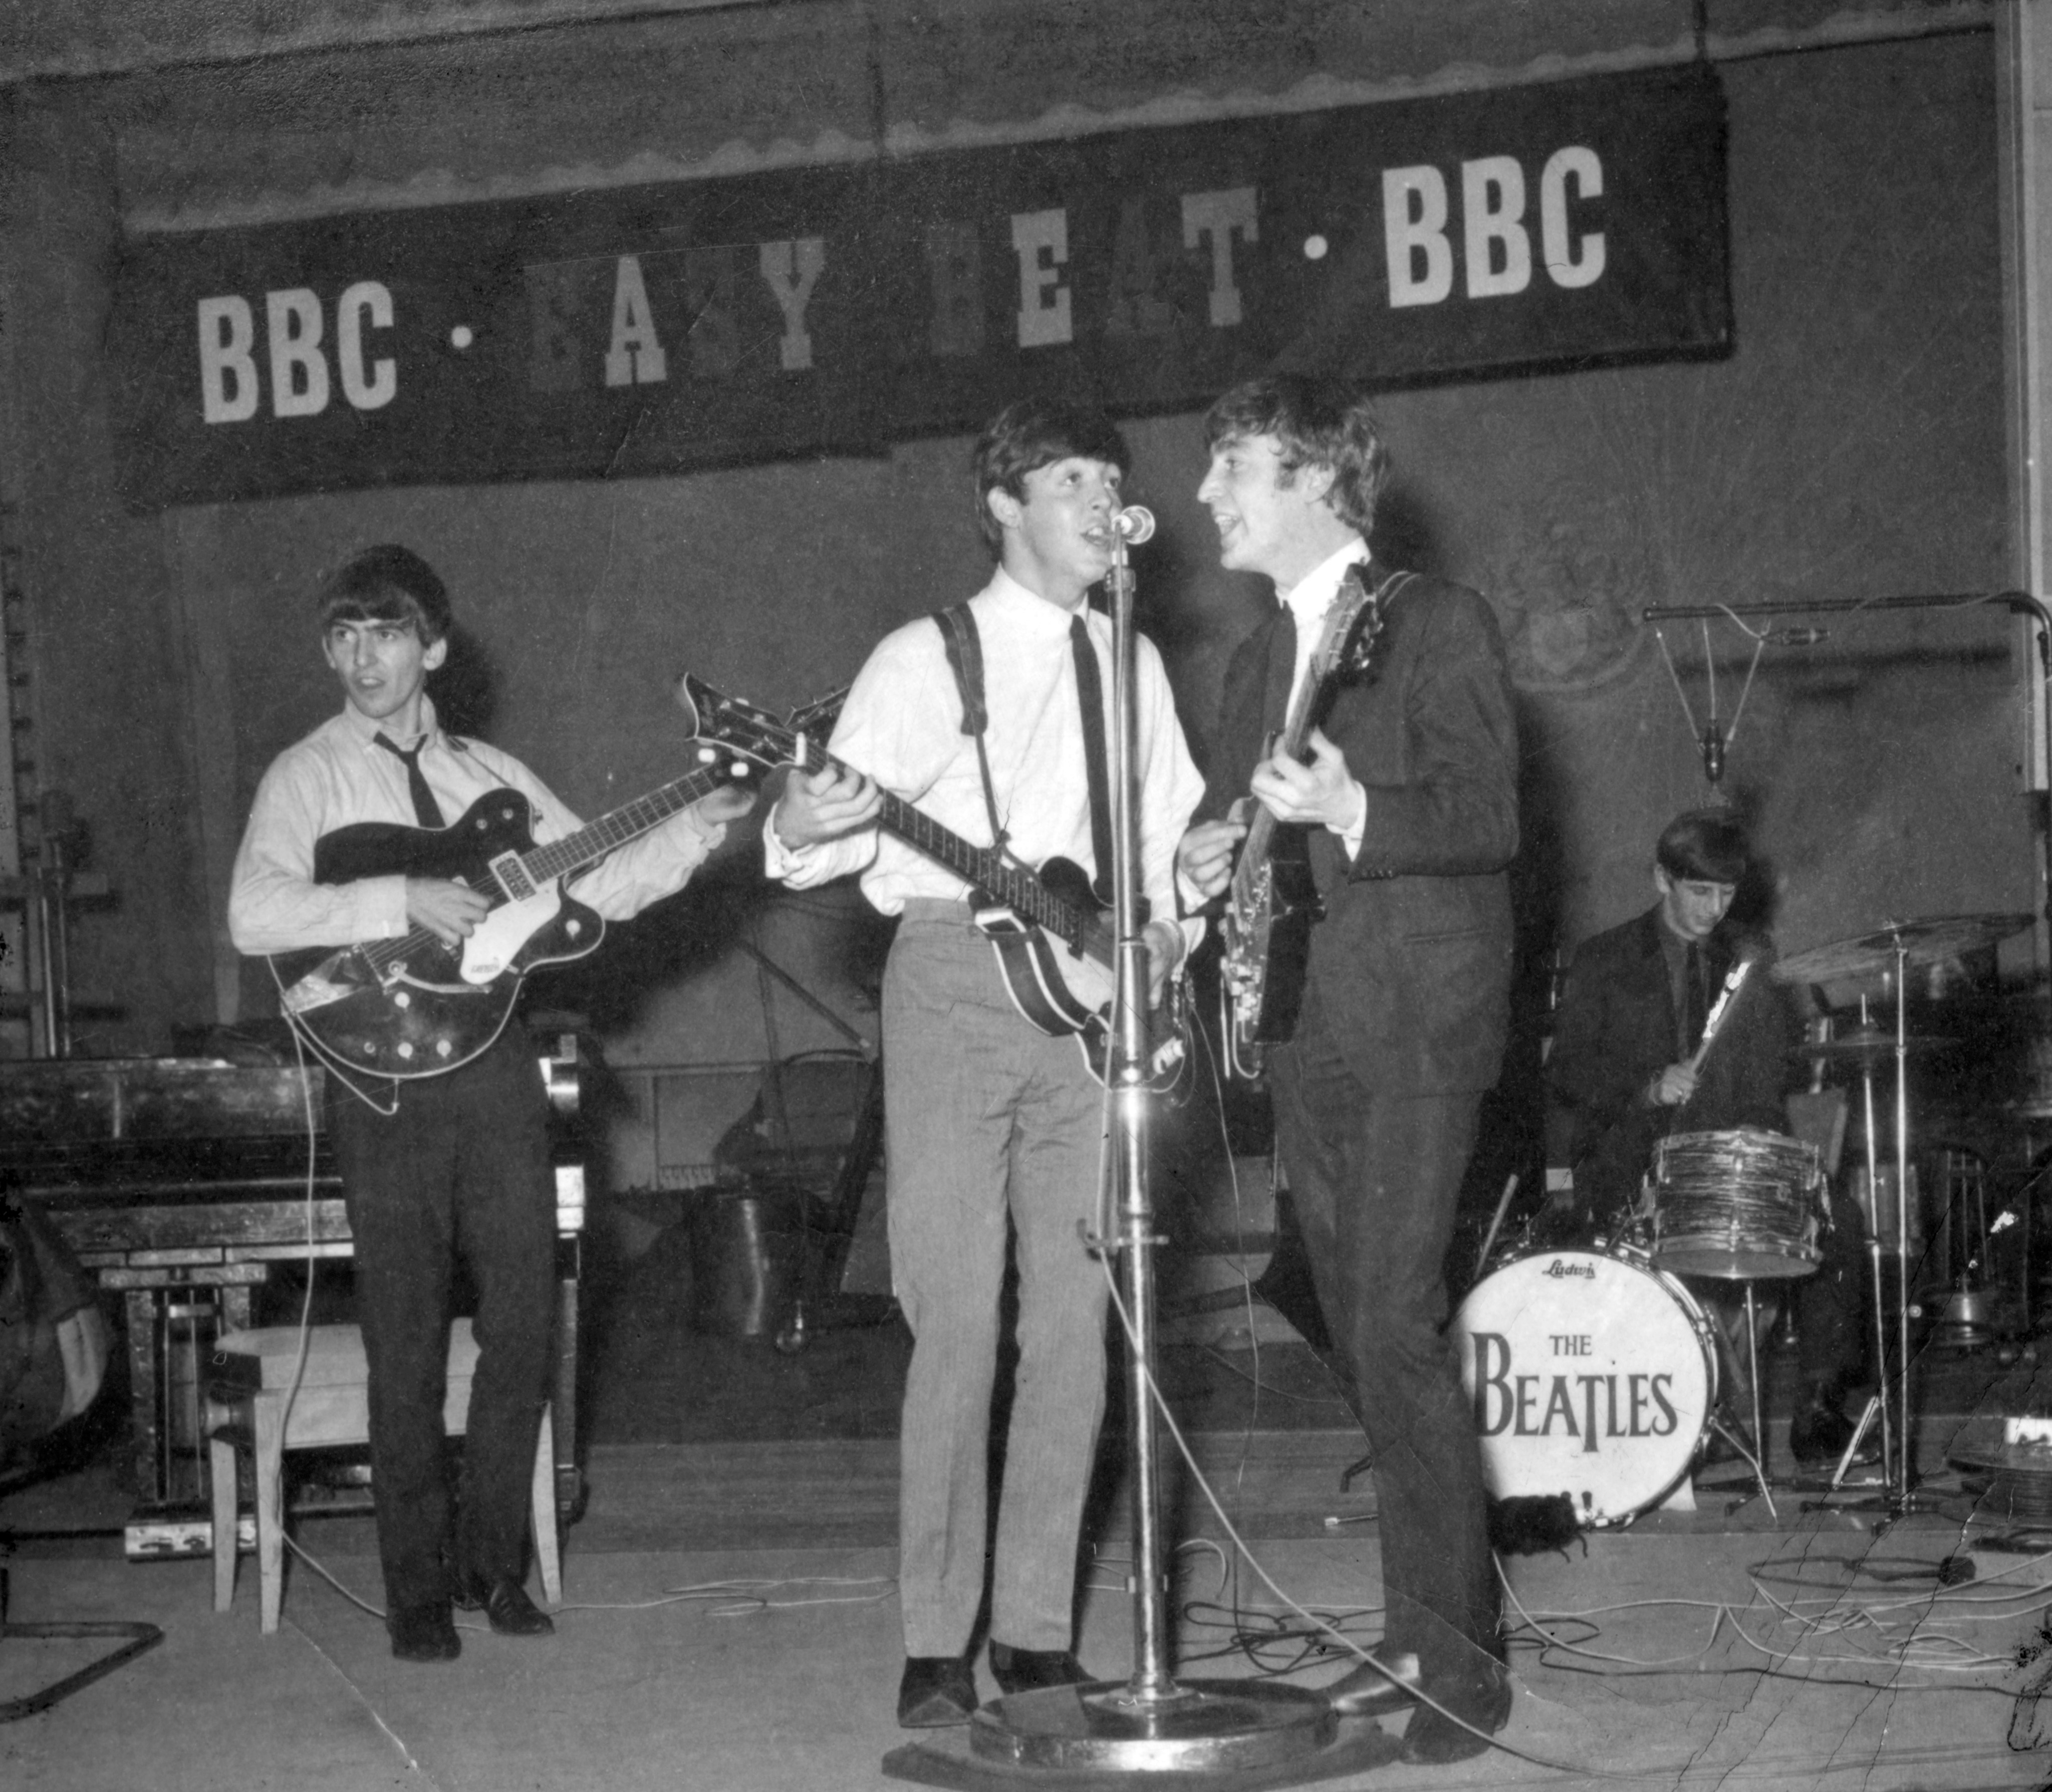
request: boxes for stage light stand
[965,517,1336,1776]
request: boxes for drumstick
[1688,958,1756,1074]
[1473,1173,1520,1279]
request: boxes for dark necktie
[1264,607,1299,736]
[1069,617,1113,903]
[1683,942,1709,1053]
[375,734,447,830]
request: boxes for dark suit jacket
[1545,905,1801,1219]
[1199,568,1518,1097]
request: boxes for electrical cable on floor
[279,1530,895,1623]
[1097,1252,1695,1777]
[1496,1542,2052,1688]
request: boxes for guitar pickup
[491,852,538,902]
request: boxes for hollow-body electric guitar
[679,673,1188,1091]
[1218,564,1395,1080]
[269,746,757,1078]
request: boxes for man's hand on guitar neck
[406,877,490,947]
[772,761,883,849]
[695,784,760,827]
[1249,727,1367,836]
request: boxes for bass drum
[1452,1247,1718,1527]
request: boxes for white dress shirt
[1277,536,1373,858]
[229,696,722,954]
[765,567,1203,943]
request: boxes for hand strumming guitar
[405,877,490,946]
[1176,816,1246,902]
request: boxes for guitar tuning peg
[730,761,750,779]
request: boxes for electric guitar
[679,673,1190,1092]
[1218,564,1396,1080]
[268,744,759,1078]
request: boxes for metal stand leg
[1745,1282,1768,1490]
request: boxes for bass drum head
[1453,1248,1716,1527]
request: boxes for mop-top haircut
[317,545,454,647]
[1204,374,1391,536]
[1656,809,1750,886]
[971,398,1131,556]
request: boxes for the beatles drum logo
[1452,1247,1715,1524]
[1466,1331,1679,1448]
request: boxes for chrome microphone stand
[965,509,1334,1777]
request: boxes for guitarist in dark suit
[765,400,1203,1727]
[1176,376,1517,1764]
[228,545,753,1662]
[1541,810,1872,1466]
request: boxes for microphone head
[1111,505,1156,545]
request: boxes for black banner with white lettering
[110,65,1726,508]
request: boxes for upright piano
[0,1043,587,1557]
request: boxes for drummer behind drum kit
[1453,910,2035,1529]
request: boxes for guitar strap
[933,604,1113,897]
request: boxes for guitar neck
[521,765,726,885]
[792,737,1095,955]
[1228,662,1322,906]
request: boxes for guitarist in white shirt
[228,545,753,1662]
[765,400,1203,1727]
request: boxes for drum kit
[1455,910,2036,1528]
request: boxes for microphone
[1110,505,1156,544]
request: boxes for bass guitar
[269,745,758,1078]
[1218,564,1395,1080]
[679,673,1189,1092]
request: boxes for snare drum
[1650,1127,1823,1280]
[1453,1248,1718,1527]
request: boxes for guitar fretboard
[358,763,730,974]
[1229,569,1375,913]
[792,736,1097,959]
[523,766,728,886]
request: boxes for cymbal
[1789,1027,1951,1066]
[1773,912,2034,984]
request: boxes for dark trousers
[327,1030,557,1611]
[1270,1018,1501,1711]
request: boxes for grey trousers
[883,903,1110,1658]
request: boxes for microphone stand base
[886,1680,1391,1790]
[968,1678,1337,1776]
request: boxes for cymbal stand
[1889,941,1918,1502]
[964,522,1333,1777]
[1854,995,1896,1484]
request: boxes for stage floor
[7,1231,2052,1789]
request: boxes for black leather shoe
[452,1573,555,1637]
[388,1599,461,1662]
[989,1643,1091,1695]
[1399,1666,1513,1764]
[1789,1398,1878,1467]
[898,1654,979,1727]
[1325,1650,1422,1717]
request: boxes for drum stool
[206,1320,561,1633]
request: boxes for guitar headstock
[674,671,844,772]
